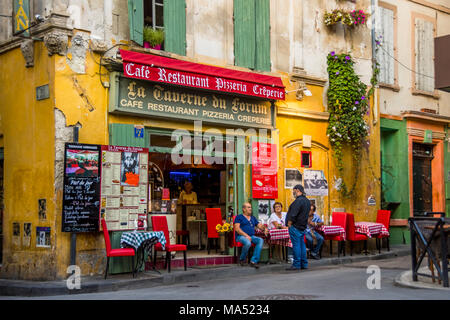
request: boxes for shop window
[128,0,186,55]
[233,0,270,71]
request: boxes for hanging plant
[326,52,378,198]
[324,9,368,27]
[350,10,367,26]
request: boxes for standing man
[234,202,269,268]
[285,184,310,271]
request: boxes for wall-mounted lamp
[285,81,312,101]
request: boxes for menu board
[251,142,278,199]
[100,145,149,231]
[62,143,101,232]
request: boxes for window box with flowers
[324,9,368,29]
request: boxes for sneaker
[288,256,294,264]
[239,260,246,267]
[249,262,260,269]
[310,253,320,260]
[285,266,300,271]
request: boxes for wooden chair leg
[342,241,346,256]
[330,240,333,255]
[387,238,390,251]
[132,255,135,278]
[105,257,110,279]
[350,241,353,256]
[338,241,341,258]
[183,251,187,271]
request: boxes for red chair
[176,230,190,247]
[101,218,136,279]
[346,213,368,256]
[323,212,347,257]
[375,210,391,253]
[151,215,187,273]
[205,208,222,254]
[232,215,255,263]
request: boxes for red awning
[120,49,285,100]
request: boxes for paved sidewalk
[0,245,410,297]
[395,267,450,291]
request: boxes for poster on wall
[303,169,328,196]
[252,142,278,199]
[100,145,148,231]
[284,168,302,189]
[62,143,101,233]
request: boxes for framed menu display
[62,143,102,232]
[100,145,149,231]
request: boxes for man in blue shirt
[305,204,324,260]
[234,202,269,268]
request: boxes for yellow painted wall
[0,43,57,280]
[275,79,381,223]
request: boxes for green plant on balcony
[143,26,165,50]
[324,9,368,28]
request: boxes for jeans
[236,235,264,264]
[289,226,308,269]
[305,231,324,256]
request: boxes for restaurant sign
[110,74,274,129]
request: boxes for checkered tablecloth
[120,231,166,250]
[355,222,389,238]
[316,225,346,240]
[255,228,293,248]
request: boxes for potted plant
[216,221,233,255]
[143,26,165,50]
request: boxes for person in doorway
[285,184,310,271]
[178,181,198,204]
[234,202,269,268]
[268,202,288,230]
[305,204,324,260]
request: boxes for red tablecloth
[355,222,389,238]
[316,225,346,240]
[256,228,292,248]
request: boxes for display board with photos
[100,145,149,231]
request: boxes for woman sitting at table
[178,181,198,205]
[267,202,288,261]
[268,202,288,229]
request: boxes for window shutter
[163,0,186,56]
[255,0,271,71]
[415,19,434,92]
[109,123,146,148]
[127,0,144,46]
[377,7,394,85]
[234,0,256,69]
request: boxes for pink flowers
[350,9,367,25]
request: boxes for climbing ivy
[326,52,378,198]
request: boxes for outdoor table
[188,219,207,250]
[121,231,166,274]
[316,225,346,240]
[355,222,389,238]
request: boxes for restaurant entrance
[147,129,238,262]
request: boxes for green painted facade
[380,118,410,244]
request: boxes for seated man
[305,204,324,260]
[234,202,269,268]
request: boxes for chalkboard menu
[62,143,101,232]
